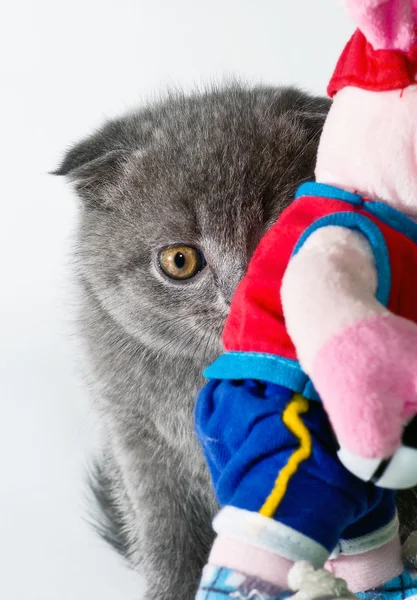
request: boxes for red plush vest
[223,184,417,361]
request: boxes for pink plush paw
[312,313,417,459]
[344,0,417,51]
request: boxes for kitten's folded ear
[294,103,331,139]
[53,127,132,209]
[296,110,329,131]
[288,90,331,135]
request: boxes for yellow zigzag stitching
[259,394,312,518]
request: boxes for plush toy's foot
[196,564,293,600]
[196,562,356,600]
[356,569,417,600]
[287,563,417,600]
[196,563,417,600]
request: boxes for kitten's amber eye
[158,245,206,280]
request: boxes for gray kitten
[55,85,416,600]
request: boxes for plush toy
[194,1,417,599]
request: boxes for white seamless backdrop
[0,2,352,599]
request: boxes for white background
[0,2,352,599]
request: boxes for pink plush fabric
[312,313,417,459]
[281,225,381,374]
[315,86,417,219]
[344,0,417,51]
[210,534,403,593]
[209,534,293,588]
[326,536,403,592]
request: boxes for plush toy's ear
[343,0,417,52]
[53,123,133,209]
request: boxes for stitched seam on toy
[259,394,312,518]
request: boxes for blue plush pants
[195,379,396,553]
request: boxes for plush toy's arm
[282,225,417,459]
[281,226,384,374]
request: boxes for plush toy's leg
[208,533,295,588]
[326,493,401,592]
[355,567,417,600]
[196,381,407,599]
[323,494,417,599]
[327,536,403,593]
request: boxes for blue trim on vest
[296,182,363,205]
[365,201,417,245]
[296,182,417,245]
[292,212,391,307]
[204,352,321,402]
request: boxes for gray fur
[56,85,415,599]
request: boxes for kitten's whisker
[155,326,197,360]
[135,313,194,335]
[201,324,216,368]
